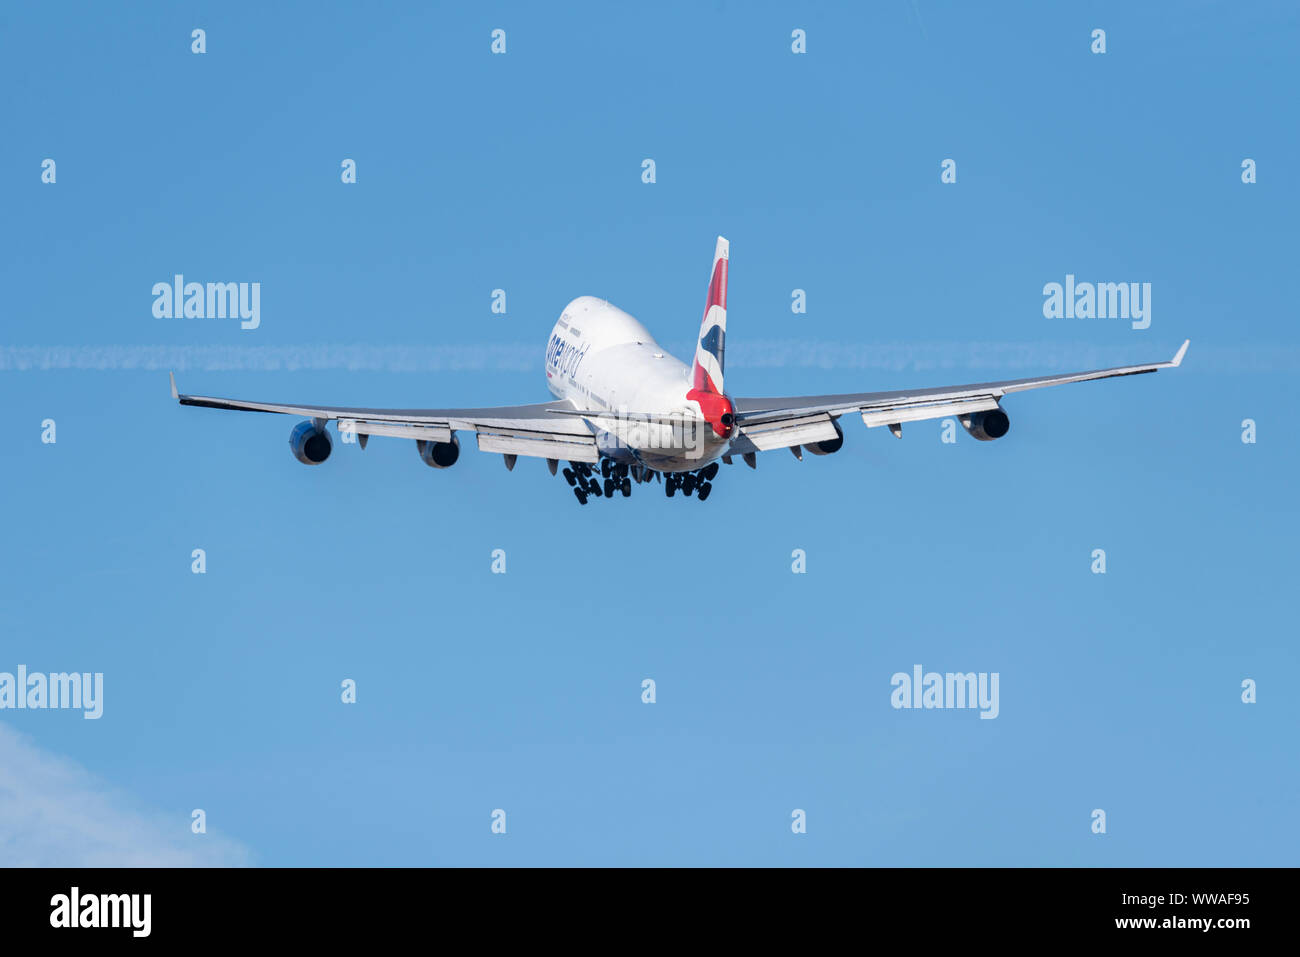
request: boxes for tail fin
[692,235,728,395]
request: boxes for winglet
[169,371,179,399]
[1170,339,1190,367]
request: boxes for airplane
[172,236,1189,505]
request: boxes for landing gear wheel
[600,459,612,479]
[604,478,616,497]
[681,475,696,496]
[574,487,588,505]
[665,480,676,497]
[621,478,631,497]
[590,482,602,497]
[702,463,719,481]
[562,468,576,486]
[697,482,712,501]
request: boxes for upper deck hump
[556,297,658,350]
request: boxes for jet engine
[803,419,845,456]
[289,420,332,465]
[417,435,461,468]
[960,408,1011,441]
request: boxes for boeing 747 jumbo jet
[172,237,1189,504]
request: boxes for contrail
[0,344,537,373]
[0,341,1276,374]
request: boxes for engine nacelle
[417,435,460,468]
[289,420,332,465]
[803,419,845,456]
[961,408,1011,442]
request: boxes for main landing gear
[663,462,718,501]
[562,460,718,505]
[564,460,634,505]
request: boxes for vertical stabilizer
[692,236,728,395]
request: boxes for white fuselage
[545,297,726,472]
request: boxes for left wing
[170,372,599,463]
[728,340,1189,452]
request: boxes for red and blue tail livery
[692,236,728,395]
[687,236,733,439]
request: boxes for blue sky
[1,1,1297,866]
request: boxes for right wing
[171,373,600,463]
[727,340,1189,453]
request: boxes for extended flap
[339,419,452,442]
[739,413,839,451]
[476,429,599,463]
[861,396,1000,429]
